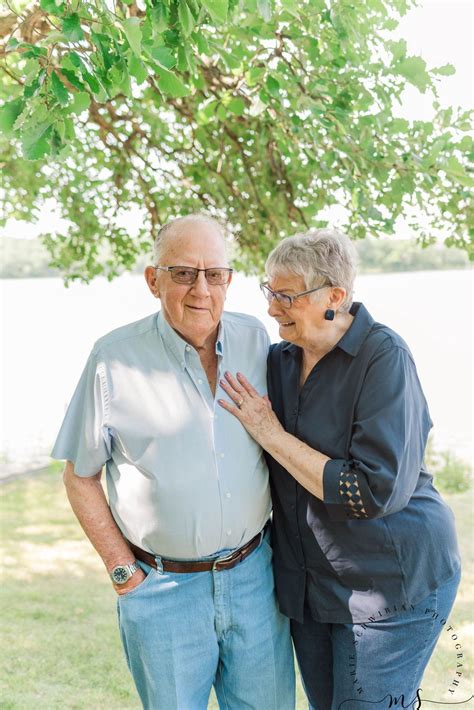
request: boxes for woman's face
[267,273,329,348]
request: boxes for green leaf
[396,56,430,92]
[91,32,114,72]
[266,75,280,97]
[196,100,218,125]
[56,119,65,141]
[80,70,100,94]
[149,46,176,69]
[280,0,299,17]
[67,91,91,115]
[123,17,142,57]
[151,5,169,34]
[179,0,195,37]
[227,97,245,115]
[62,13,84,42]
[154,64,190,97]
[21,122,53,160]
[118,66,132,97]
[40,0,64,15]
[0,98,25,136]
[187,0,200,14]
[245,66,265,86]
[177,45,190,72]
[68,51,82,68]
[432,64,456,77]
[64,117,75,139]
[20,44,47,58]
[60,68,84,91]
[216,104,227,121]
[194,32,210,55]
[128,54,148,84]
[51,72,70,106]
[201,0,228,24]
[389,39,406,63]
[23,69,46,99]
[445,157,474,188]
[163,29,180,48]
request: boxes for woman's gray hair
[153,214,229,264]
[265,228,357,312]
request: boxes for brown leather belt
[127,529,264,573]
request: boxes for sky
[395,0,472,121]
[1,0,472,241]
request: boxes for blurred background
[0,0,472,708]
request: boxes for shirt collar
[157,311,224,369]
[336,302,374,356]
[282,302,374,359]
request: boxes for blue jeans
[117,528,295,709]
[291,568,461,710]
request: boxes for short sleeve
[322,345,432,521]
[51,350,111,476]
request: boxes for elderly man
[52,215,294,709]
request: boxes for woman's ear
[327,286,347,311]
[144,266,160,298]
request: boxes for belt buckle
[212,549,236,571]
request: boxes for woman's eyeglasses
[260,282,330,308]
[155,266,233,285]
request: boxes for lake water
[1,270,472,471]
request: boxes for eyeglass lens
[170,267,231,285]
[261,285,291,308]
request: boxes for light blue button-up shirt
[52,310,271,559]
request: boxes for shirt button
[181,361,185,367]
[227,529,232,536]
[293,408,298,415]
[198,378,203,384]
[226,492,231,499]
[185,345,191,351]
[300,565,305,571]
[220,453,225,458]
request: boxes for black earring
[324,309,335,321]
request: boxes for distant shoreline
[1,236,471,279]
[1,265,471,280]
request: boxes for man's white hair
[153,214,230,264]
[265,228,357,312]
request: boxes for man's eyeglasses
[260,282,330,308]
[155,266,233,285]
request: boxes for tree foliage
[0,0,472,281]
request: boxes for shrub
[425,438,472,494]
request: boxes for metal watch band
[111,561,139,584]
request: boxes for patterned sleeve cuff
[339,470,369,519]
[323,459,369,521]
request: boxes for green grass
[0,466,471,708]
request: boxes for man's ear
[144,266,160,298]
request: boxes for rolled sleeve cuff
[323,458,370,521]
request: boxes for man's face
[145,222,231,347]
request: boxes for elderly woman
[219,229,460,709]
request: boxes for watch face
[113,566,130,583]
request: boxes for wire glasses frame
[155,266,233,285]
[260,282,330,308]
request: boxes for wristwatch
[110,561,140,584]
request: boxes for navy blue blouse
[267,302,460,624]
